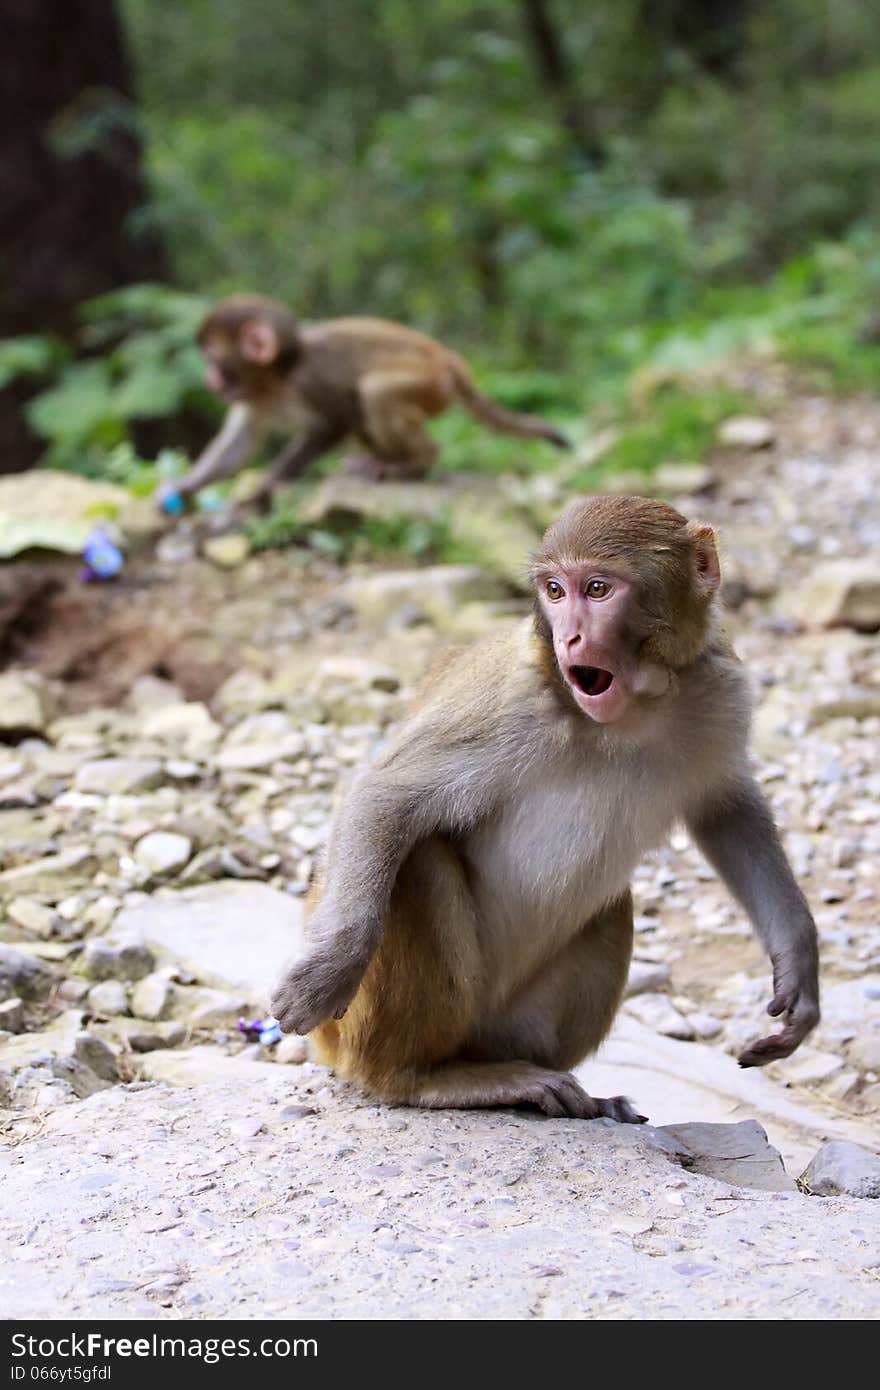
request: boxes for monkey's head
[197,295,302,405]
[531,495,721,724]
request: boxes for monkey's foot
[519,1075,646,1123]
[413,1062,646,1122]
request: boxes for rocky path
[1,392,879,1319]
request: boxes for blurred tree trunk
[0,0,165,472]
[520,0,604,165]
[638,0,753,85]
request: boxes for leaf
[25,361,118,444]
[0,335,68,389]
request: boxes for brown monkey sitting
[159,295,569,513]
[271,495,820,1120]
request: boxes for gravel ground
[1,390,879,1319]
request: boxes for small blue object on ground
[238,1015,282,1046]
[159,488,186,516]
[80,528,124,582]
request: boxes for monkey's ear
[688,522,721,596]
[240,318,279,365]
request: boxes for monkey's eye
[546,580,564,601]
[586,579,611,598]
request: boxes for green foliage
[246,488,457,563]
[8,285,214,472]
[0,335,68,389]
[12,2,880,534]
[578,385,746,487]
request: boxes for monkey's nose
[566,632,582,650]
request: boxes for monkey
[271,495,820,1121]
[157,295,570,514]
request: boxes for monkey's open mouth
[569,665,614,697]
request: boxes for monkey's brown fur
[272,495,819,1120]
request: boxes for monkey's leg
[320,853,641,1121]
[414,894,642,1123]
[474,893,635,1072]
[246,425,346,512]
[355,368,446,479]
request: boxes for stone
[141,702,221,750]
[0,996,25,1032]
[782,559,880,632]
[73,1033,120,1084]
[173,986,248,1030]
[133,832,192,876]
[87,981,129,1016]
[689,1012,724,1040]
[654,462,714,494]
[0,470,130,558]
[717,416,776,449]
[849,1034,880,1074]
[781,1048,845,1086]
[203,534,250,568]
[443,492,541,591]
[117,1019,186,1052]
[298,475,442,530]
[663,1120,796,1191]
[112,881,305,1000]
[0,1011,116,1107]
[130,974,175,1022]
[624,962,672,998]
[0,847,97,900]
[313,656,400,694]
[341,565,504,626]
[6,897,57,938]
[127,675,184,714]
[79,936,155,983]
[583,1015,879,1175]
[810,693,880,724]
[276,1034,309,1065]
[134,1047,282,1087]
[74,759,164,796]
[215,742,301,772]
[0,943,55,1002]
[625,992,695,1040]
[800,1141,880,1198]
[0,671,55,736]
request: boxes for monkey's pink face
[537,566,647,723]
[203,350,243,403]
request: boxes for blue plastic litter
[80,527,124,581]
[259,1018,283,1046]
[237,1015,282,1046]
[158,487,186,516]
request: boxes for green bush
[0,285,214,474]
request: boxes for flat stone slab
[112,881,305,1003]
[662,1119,796,1192]
[1,1078,878,1319]
[135,1047,286,1087]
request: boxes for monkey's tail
[448,356,571,450]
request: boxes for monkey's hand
[271,942,365,1037]
[738,957,819,1068]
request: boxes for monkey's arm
[685,777,820,1066]
[174,404,266,500]
[271,741,494,1035]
